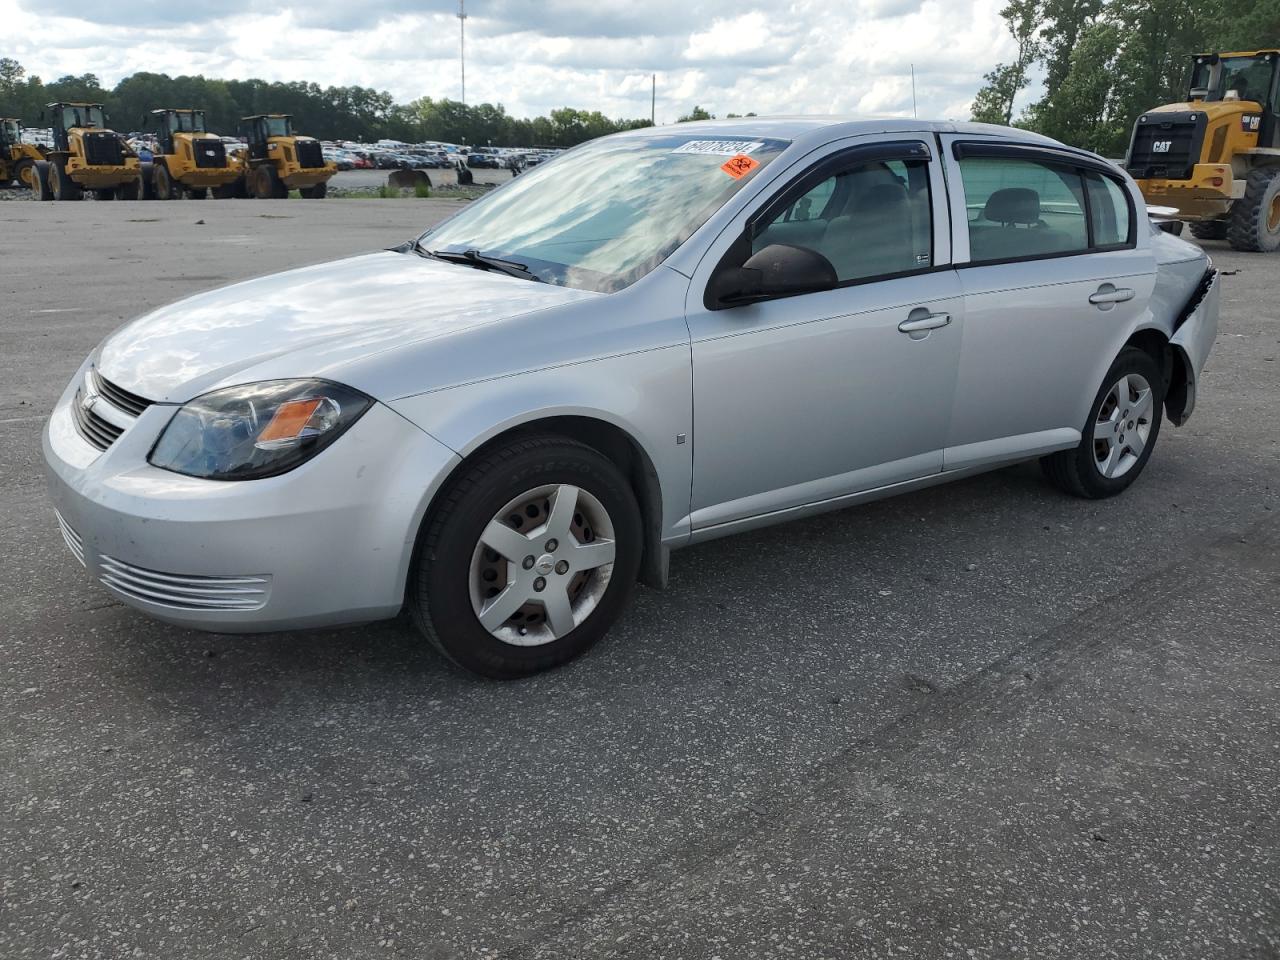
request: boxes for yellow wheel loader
[240,114,336,199]
[1126,50,1280,251]
[143,108,245,200]
[36,102,142,201]
[0,118,45,192]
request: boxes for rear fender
[1166,269,1220,426]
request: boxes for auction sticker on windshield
[672,140,766,156]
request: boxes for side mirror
[709,243,837,308]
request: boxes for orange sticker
[720,154,760,179]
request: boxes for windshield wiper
[429,248,543,283]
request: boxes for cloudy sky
[1,0,1020,123]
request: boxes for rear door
[939,137,1156,470]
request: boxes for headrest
[859,182,908,213]
[984,187,1040,225]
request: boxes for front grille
[83,131,125,166]
[90,367,152,418]
[295,139,324,169]
[54,510,85,567]
[99,555,270,611]
[193,139,227,169]
[71,389,124,451]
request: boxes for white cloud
[0,0,1018,123]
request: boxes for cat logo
[1242,115,1262,133]
[1153,140,1173,153]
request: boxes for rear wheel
[253,164,287,199]
[96,187,115,201]
[154,163,178,200]
[1189,219,1228,241]
[49,158,82,201]
[116,176,141,201]
[299,182,327,198]
[1227,167,1280,252]
[32,160,52,200]
[14,158,36,193]
[410,437,642,679]
[186,187,209,199]
[1042,346,1164,499]
[212,183,237,199]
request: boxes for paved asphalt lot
[2,200,1278,959]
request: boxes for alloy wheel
[1092,373,1154,479]
[468,483,616,647]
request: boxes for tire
[1041,346,1164,499]
[14,158,36,194]
[409,437,643,679]
[116,176,141,201]
[96,187,115,201]
[140,163,156,200]
[186,187,209,199]
[300,181,327,198]
[212,183,237,199]
[49,158,82,201]
[1189,220,1228,241]
[32,160,52,200]
[154,163,177,200]
[1226,167,1280,252]
[253,164,286,199]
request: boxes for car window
[753,156,933,283]
[1084,172,1132,247]
[959,156,1088,263]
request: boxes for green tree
[970,0,1043,124]
[677,105,714,122]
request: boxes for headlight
[149,379,372,481]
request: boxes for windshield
[264,116,292,137]
[62,105,105,129]
[419,132,790,293]
[1,119,19,144]
[1194,54,1277,102]
[169,111,206,133]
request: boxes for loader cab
[0,118,20,151]
[47,102,107,151]
[152,109,207,156]
[1188,51,1280,147]
[242,114,294,161]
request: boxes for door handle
[1089,285,1136,306]
[898,311,951,335]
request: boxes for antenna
[651,74,656,125]
[911,63,918,118]
[458,0,468,105]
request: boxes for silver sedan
[45,118,1219,678]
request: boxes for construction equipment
[239,114,336,199]
[1126,50,1280,251]
[36,102,142,201]
[143,108,244,200]
[0,118,45,192]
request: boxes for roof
[151,108,205,113]
[241,114,292,120]
[610,115,1064,150]
[46,101,104,108]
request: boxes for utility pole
[651,74,656,125]
[458,0,468,105]
[910,63,917,119]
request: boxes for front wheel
[1041,346,1164,499]
[409,437,642,679]
[299,182,327,198]
[1227,168,1280,252]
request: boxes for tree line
[0,58,654,146]
[970,0,1280,156]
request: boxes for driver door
[684,137,965,533]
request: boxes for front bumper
[1168,269,1221,426]
[43,369,460,633]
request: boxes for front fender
[387,343,694,546]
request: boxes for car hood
[96,251,600,403]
